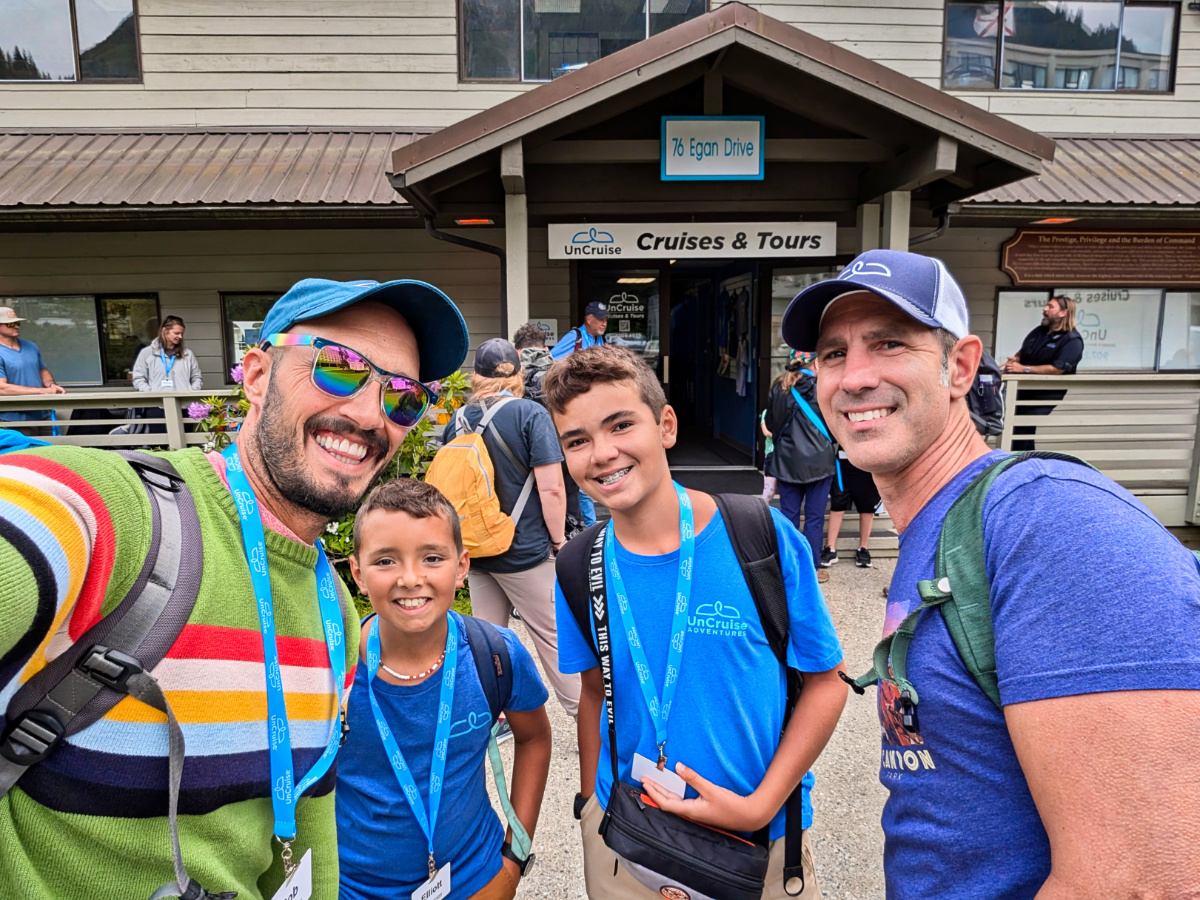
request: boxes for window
[993,287,1200,371]
[460,0,706,82]
[1,294,158,385]
[221,294,279,381]
[943,1,1177,93]
[1,0,141,82]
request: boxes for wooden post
[502,139,529,340]
[161,395,187,450]
[857,203,880,253]
[881,191,911,251]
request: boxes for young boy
[337,478,552,900]
[542,346,847,900]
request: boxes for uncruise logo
[688,600,748,638]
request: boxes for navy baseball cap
[584,301,609,319]
[781,250,970,351]
[474,338,521,378]
[259,278,469,382]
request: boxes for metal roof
[966,138,1200,206]
[0,131,426,207]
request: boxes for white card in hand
[270,848,313,900]
[632,752,686,798]
[412,862,451,900]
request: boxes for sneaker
[510,608,522,622]
[494,717,514,744]
[819,546,838,568]
[856,547,873,568]
[817,568,830,584]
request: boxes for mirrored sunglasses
[261,334,436,427]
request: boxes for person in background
[550,301,608,361]
[128,315,204,434]
[764,350,835,584]
[821,452,880,569]
[0,306,65,434]
[760,408,777,503]
[1001,295,1084,450]
[443,338,581,723]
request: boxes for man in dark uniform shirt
[1001,295,1085,449]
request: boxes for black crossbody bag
[585,526,772,900]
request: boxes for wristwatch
[1023,366,1031,374]
[573,791,589,820]
[501,841,535,877]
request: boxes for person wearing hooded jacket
[764,350,835,583]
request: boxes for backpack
[522,364,547,407]
[0,449,224,900]
[556,493,810,895]
[968,350,1006,437]
[844,452,1090,732]
[425,398,535,558]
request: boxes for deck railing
[0,389,240,451]
[999,373,1200,527]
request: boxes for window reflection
[1159,293,1200,370]
[5,296,103,385]
[0,0,75,81]
[102,297,160,382]
[222,294,278,379]
[77,0,138,80]
[462,0,521,79]
[1119,4,1175,91]
[523,0,645,81]
[944,2,1003,89]
[1003,2,1120,91]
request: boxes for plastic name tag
[632,752,686,798]
[269,848,313,900]
[412,862,451,900]
[160,379,174,389]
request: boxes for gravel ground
[488,558,894,900]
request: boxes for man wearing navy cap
[783,250,1200,900]
[0,278,469,900]
[549,301,609,361]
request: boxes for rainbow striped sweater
[0,446,359,900]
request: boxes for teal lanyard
[791,386,843,491]
[605,481,695,767]
[160,352,177,378]
[221,444,346,848]
[365,614,458,879]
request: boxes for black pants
[1011,388,1067,451]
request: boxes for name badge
[412,862,451,900]
[269,848,313,900]
[632,752,686,798]
[160,379,174,389]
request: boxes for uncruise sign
[548,222,837,260]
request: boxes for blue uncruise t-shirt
[555,506,843,839]
[336,613,549,900]
[880,451,1200,900]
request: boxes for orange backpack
[425,398,535,558]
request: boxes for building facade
[2,0,1199,517]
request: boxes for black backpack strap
[712,493,807,894]
[554,521,607,664]
[460,614,513,723]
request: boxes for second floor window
[1,0,141,82]
[944,1,1177,93]
[461,0,707,82]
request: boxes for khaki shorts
[579,793,822,900]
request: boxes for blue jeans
[778,477,832,569]
[579,492,596,526]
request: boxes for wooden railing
[999,374,1200,527]
[0,389,240,451]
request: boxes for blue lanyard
[790,386,843,491]
[365,613,458,878]
[605,481,695,767]
[221,443,346,844]
[160,351,177,378]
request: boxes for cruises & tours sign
[548,222,837,260]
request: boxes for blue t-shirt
[880,451,1200,900]
[444,397,564,573]
[549,326,603,360]
[556,507,843,838]
[0,339,50,422]
[336,613,549,900]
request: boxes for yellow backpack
[425,398,535,558]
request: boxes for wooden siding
[0,0,1196,136]
[0,226,568,385]
[913,226,1015,353]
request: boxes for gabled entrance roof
[391,2,1054,220]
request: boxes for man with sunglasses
[0,278,468,900]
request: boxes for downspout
[423,217,509,336]
[908,202,960,247]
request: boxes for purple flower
[188,401,213,420]
[429,380,442,396]
[230,363,244,385]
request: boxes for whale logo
[693,601,742,619]
[450,710,491,738]
[571,227,614,245]
[838,260,893,280]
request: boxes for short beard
[252,376,390,521]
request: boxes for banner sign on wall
[548,222,836,259]
[1001,230,1200,287]
[661,116,765,181]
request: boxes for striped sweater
[0,446,359,900]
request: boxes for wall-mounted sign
[660,117,765,181]
[1001,230,1200,287]
[527,319,558,344]
[548,222,836,259]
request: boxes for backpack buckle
[79,645,144,692]
[899,690,920,733]
[839,671,865,695]
[0,709,65,766]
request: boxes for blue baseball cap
[781,250,970,351]
[259,278,469,382]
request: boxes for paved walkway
[487,558,894,900]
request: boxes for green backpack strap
[844,451,1094,725]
